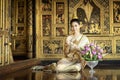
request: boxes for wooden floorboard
[0,58,41,76]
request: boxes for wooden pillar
[26,0,33,58]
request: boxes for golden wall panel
[36,0,120,60]
[36,0,68,59]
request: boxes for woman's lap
[56,58,81,72]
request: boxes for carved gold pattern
[26,0,33,58]
[11,0,27,56]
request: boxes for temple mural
[69,0,110,34]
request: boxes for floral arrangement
[80,43,103,61]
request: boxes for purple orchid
[80,50,86,54]
[81,43,104,61]
[99,49,103,53]
[84,45,90,51]
[90,43,94,46]
[96,46,101,50]
[92,50,96,55]
[98,54,102,59]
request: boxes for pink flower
[98,54,102,59]
[90,43,94,46]
[84,45,90,51]
[96,46,101,50]
[80,50,86,54]
[99,49,103,53]
[81,43,104,61]
[92,50,96,55]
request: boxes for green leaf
[93,55,97,60]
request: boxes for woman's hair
[70,19,80,25]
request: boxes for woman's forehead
[71,22,79,25]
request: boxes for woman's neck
[74,33,81,37]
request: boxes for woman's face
[71,22,80,33]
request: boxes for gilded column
[27,0,33,58]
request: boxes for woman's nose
[71,27,75,30]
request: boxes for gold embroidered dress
[55,34,89,72]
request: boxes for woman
[34,19,89,72]
[54,19,89,72]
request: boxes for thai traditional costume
[55,34,89,72]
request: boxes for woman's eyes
[73,25,77,27]
[72,25,78,27]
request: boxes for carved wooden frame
[112,0,120,23]
[54,0,68,37]
[110,0,120,34]
[40,38,64,59]
[41,14,53,37]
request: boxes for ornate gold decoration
[72,11,78,19]
[80,1,93,22]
